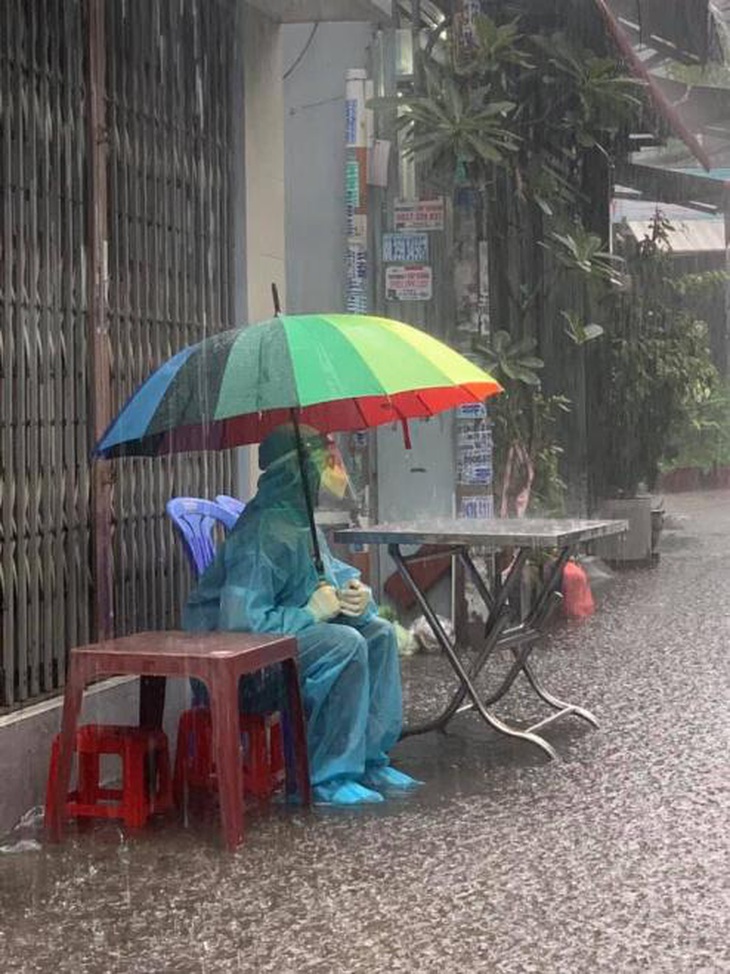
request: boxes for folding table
[335,518,627,760]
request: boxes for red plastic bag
[561,560,595,620]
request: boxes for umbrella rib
[414,390,436,417]
[355,396,371,430]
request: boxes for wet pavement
[0,491,728,973]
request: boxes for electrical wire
[283,23,319,81]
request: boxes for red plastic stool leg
[268,713,286,789]
[46,670,84,841]
[241,716,271,799]
[173,726,188,808]
[122,737,150,829]
[153,739,174,812]
[173,708,216,806]
[77,749,100,805]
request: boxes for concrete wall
[283,21,376,312]
[242,5,287,320]
[237,2,288,498]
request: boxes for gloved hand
[306,584,340,623]
[337,579,371,618]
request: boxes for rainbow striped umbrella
[94,314,502,459]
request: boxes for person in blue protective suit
[183,423,422,806]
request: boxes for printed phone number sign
[385,265,432,301]
[393,198,445,231]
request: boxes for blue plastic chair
[166,495,283,717]
[215,494,246,525]
[165,497,235,578]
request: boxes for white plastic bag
[394,621,419,656]
[410,615,454,654]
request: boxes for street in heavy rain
[1,490,728,974]
[3,2,730,973]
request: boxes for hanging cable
[283,23,319,81]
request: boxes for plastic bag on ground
[561,560,595,620]
[394,621,419,656]
[411,615,455,653]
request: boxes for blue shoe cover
[313,780,384,806]
[363,766,424,790]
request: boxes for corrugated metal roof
[625,218,726,252]
[613,199,721,221]
[594,0,714,169]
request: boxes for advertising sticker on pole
[382,232,429,263]
[393,198,445,231]
[385,265,433,301]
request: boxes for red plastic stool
[45,724,174,829]
[173,708,285,806]
[45,632,311,851]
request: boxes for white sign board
[459,494,494,519]
[382,232,429,263]
[394,198,445,231]
[385,265,433,301]
[456,402,487,420]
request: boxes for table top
[71,630,295,660]
[335,517,628,548]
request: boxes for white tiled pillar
[243,3,286,319]
[236,3,286,498]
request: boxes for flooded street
[3,1,730,971]
[1,491,727,974]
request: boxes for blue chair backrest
[215,494,246,524]
[166,497,234,578]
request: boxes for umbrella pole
[276,290,322,575]
[290,410,325,576]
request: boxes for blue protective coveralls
[183,427,417,803]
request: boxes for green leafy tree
[385,55,519,178]
[371,7,651,510]
[472,331,570,514]
[591,219,721,495]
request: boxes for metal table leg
[457,546,598,737]
[506,548,598,731]
[391,544,557,760]
[519,654,599,732]
[395,539,600,758]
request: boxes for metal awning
[607,0,713,64]
[616,159,730,208]
[593,0,714,169]
[624,218,725,253]
[614,195,726,254]
[594,1,730,215]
